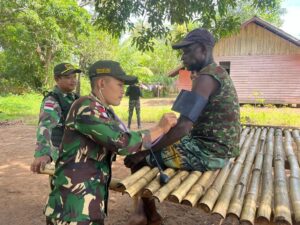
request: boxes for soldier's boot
[142,197,162,225]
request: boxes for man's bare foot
[126,214,147,225]
[142,198,163,225]
[147,211,163,225]
[126,198,148,225]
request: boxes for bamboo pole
[118,166,151,189]
[257,128,275,223]
[227,128,262,218]
[292,129,300,166]
[182,170,218,207]
[274,129,292,225]
[40,163,123,192]
[168,171,202,203]
[142,168,176,197]
[109,178,123,192]
[199,159,233,212]
[284,130,300,224]
[153,170,189,202]
[124,167,159,197]
[211,128,256,217]
[240,128,267,225]
[240,127,251,149]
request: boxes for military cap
[172,28,215,49]
[54,63,82,76]
[88,60,137,85]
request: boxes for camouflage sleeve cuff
[139,129,152,150]
[34,148,52,159]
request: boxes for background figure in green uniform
[125,28,241,225]
[44,60,177,225]
[31,63,81,173]
[30,63,81,225]
[126,78,142,129]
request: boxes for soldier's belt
[41,125,300,225]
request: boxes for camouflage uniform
[34,86,79,161]
[147,63,240,171]
[44,93,150,224]
[126,84,142,128]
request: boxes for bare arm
[152,74,220,151]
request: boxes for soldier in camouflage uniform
[126,78,142,129]
[125,29,240,225]
[31,63,81,173]
[30,63,81,225]
[43,60,177,225]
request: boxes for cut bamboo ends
[117,166,151,189]
[124,167,160,197]
[168,171,202,203]
[40,126,300,225]
[181,170,218,207]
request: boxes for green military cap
[54,63,82,76]
[88,60,137,85]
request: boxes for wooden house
[169,16,300,105]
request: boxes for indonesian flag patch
[96,102,109,119]
[44,100,55,111]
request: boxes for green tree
[92,0,279,51]
[0,0,90,92]
[229,0,285,27]
[116,38,178,85]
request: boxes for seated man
[125,28,241,225]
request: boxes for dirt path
[0,124,222,225]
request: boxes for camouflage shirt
[191,63,240,158]
[44,93,150,222]
[34,86,78,161]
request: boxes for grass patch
[240,105,300,127]
[113,98,175,123]
[0,93,42,124]
[1,93,300,127]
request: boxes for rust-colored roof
[167,65,184,77]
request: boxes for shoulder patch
[95,102,109,119]
[44,100,55,110]
[216,66,225,73]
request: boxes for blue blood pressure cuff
[171,90,208,122]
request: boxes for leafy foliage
[0,0,90,91]
[93,0,279,51]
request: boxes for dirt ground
[0,123,227,225]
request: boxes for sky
[281,0,300,39]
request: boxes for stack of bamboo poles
[42,126,300,225]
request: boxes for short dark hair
[90,75,111,90]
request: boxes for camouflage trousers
[128,99,141,128]
[47,219,104,225]
[146,136,229,172]
[45,179,104,225]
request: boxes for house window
[220,61,231,75]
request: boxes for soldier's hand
[30,155,51,173]
[124,152,148,169]
[158,112,177,134]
